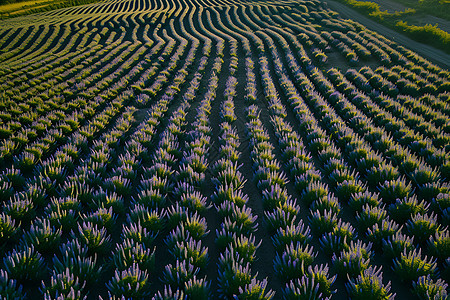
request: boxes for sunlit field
[0,0,449,298]
[0,0,52,13]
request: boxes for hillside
[0,0,449,298]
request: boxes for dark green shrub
[393,248,437,282]
[412,275,448,300]
[346,266,394,300]
[3,245,47,281]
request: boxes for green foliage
[0,0,100,19]
[412,275,448,300]
[393,248,437,282]
[343,0,415,21]
[236,278,274,300]
[337,0,449,53]
[106,263,150,298]
[3,246,47,281]
[346,266,394,300]
[396,21,450,51]
[0,269,25,299]
[344,0,380,14]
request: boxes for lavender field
[0,0,449,298]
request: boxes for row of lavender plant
[0,35,130,141]
[151,10,214,297]
[100,44,209,299]
[326,67,450,182]
[7,24,80,67]
[252,30,392,299]
[197,8,277,297]
[363,68,448,148]
[212,73,272,298]
[0,12,203,297]
[0,24,175,190]
[273,2,449,88]
[1,88,133,236]
[0,26,110,86]
[0,40,146,166]
[153,12,222,296]
[0,42,153,197]
[245,54,332,299]
[259,22,447,298]
[117,17,215,297]
[0,94,136,298]
[28,16,209,294]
